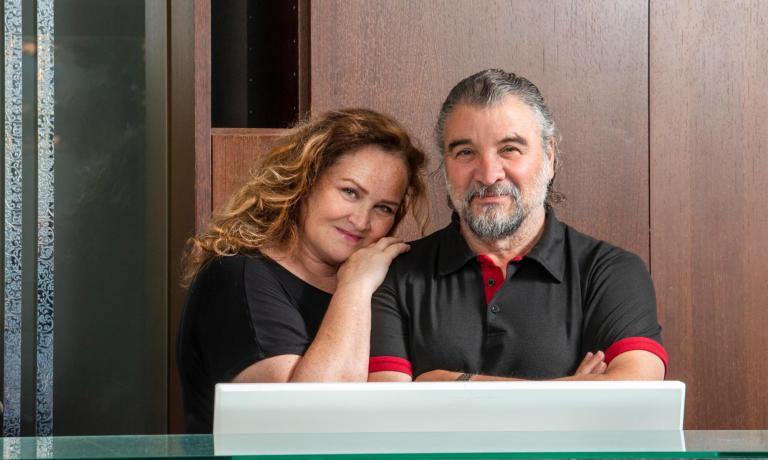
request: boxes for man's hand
[413,352,607,381]
[573,351,607,376]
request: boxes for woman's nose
[348,206,371,232]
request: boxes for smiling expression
[442,95,554,241]
[299,145,409,267]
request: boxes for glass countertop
[2,431,767,459]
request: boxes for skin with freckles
[288,146,409,292]
[235,146,413,383]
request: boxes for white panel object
[213,381,685,434]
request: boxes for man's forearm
[412,350,664,382]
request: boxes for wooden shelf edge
[211,127,289,137]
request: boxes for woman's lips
[335,227,363,243]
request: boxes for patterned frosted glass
[2,0,166,435]
[3,0,24,438]
[36,0,55,437]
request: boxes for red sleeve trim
[605,336,668,372]
[369,356,413,376]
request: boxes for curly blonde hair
[181,108,429,287]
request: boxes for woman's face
[299,145,409,268]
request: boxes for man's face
[442,95,554,241]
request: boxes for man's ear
[545,139,557,179]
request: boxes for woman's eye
[376,205,395,215]
[341,187,358,198]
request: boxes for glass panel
[2,0,25,438]
[51,0,167,435]
[0,432,768,459]
[35,0,55,437]
[2,0,167,435]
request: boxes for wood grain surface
[311,0,650,261]
[650,0,768,428]
[211,128,286,213]
[174,0,768,432]
[168,0,212,434]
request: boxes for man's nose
[348,206,372,232]
[475,152,506,185]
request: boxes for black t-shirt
[370,211,666,379]
[177,253,332,433]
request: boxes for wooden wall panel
[650,0,768,428]
[211,129,286,212]
[311,0,650,262]
[168,0,211,434]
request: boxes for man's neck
[460,206,548,274]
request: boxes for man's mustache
[464,181,520,202]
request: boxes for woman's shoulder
[198,252,268,276]
[190,252,329,311]
[189,253,278,293]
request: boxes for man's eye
[454,149,474,158]
[501,146,519,154]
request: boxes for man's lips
[471,193,510,204]
[335,227,363,242]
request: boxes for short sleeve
[581,249,664,361]
[178,255,320,432]
[242,257,311,359]
[370,269,412,375]
[184,255,309,384]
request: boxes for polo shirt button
[487,278,495,286]
[490,304,500,314]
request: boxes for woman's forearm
[288,282,373,381]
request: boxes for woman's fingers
[337,238,409,293]
[382,242,410,259]
[371,236,404,249]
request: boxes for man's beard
[447,165,550,241]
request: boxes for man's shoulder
[560,221,648,274]
[407,225,448,251]
[390,224,451,274]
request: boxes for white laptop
[213,381,685,434]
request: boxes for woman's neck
[261,246,338,293]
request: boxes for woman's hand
[337,237,410,294]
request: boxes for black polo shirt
[369,211,666,379]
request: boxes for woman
[177,108,428,433]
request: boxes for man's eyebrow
[447,139,472,151]
[499,134,527,146]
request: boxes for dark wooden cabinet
[169,0,768,432]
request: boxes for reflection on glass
[51,0,166,435]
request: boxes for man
[368,69,666,382]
